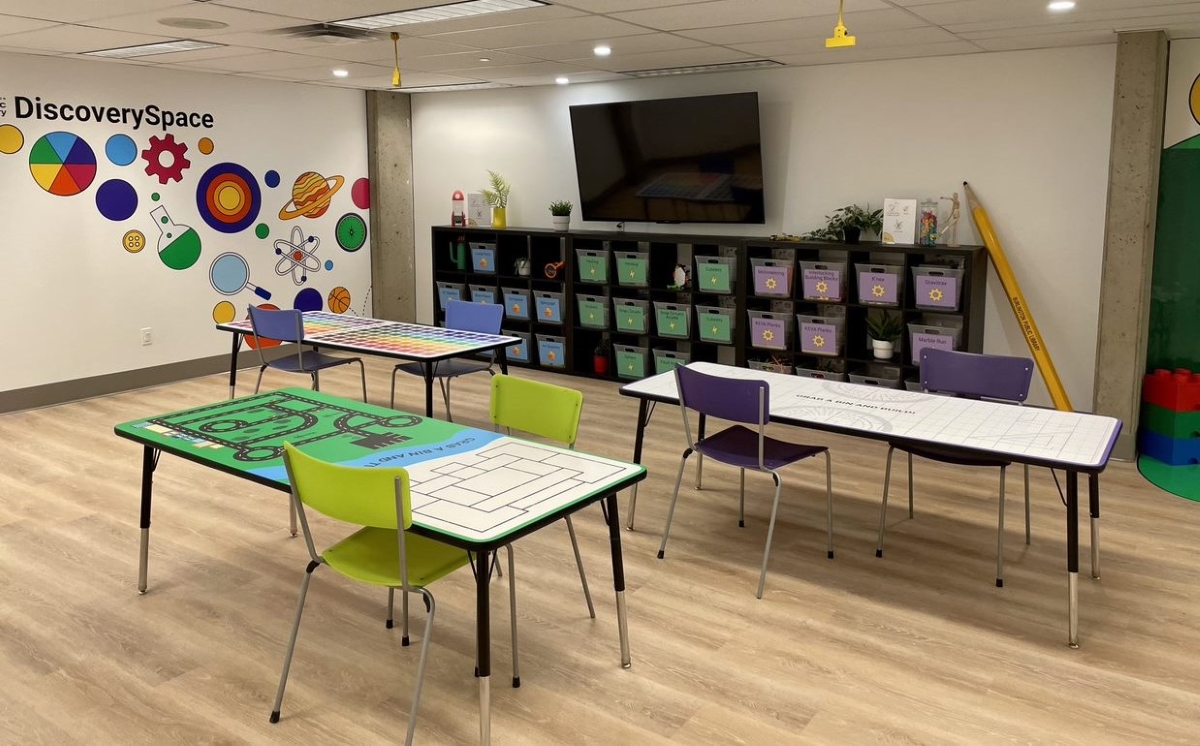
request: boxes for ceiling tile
[206,0,440,24]
[499,32,705,61]
[252,60,392,82]
[674,9,929,45]
[355,3,584,36]
[134,43,270,63]
[611,0,890,31]
[550,0,693,11]
[972,31,1122,51]
[771,39,981,67]
[592,45,757,72]
[0,23,173,54]
[403,49,543,72]
[175,49,336,73]
[734,25,961,57]
[86,5,310,38]
[948,5,1200,34]
[0,0,185,24]
[501,70,629,86]
[0,15,61,36]
[456,60,595,80]
[428,15,648,48]
[317,36,482,65]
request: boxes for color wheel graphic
[29,132,97,196]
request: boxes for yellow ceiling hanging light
[825,0,856,48]
[391,32,401,87]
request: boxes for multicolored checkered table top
[217,310,388,338]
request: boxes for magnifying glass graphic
[209,252,272,299]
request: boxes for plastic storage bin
[576,294,609,329]
[654,302,691,339]
[796,365,848,382]
[613,298,650,334]
[615,344,650,380]
[748,360,792,374]
[856,264,904,306]
[695,305,735,344]
[796,315,845,357]
[504,330,531,363]
[908,321,963,364]
[469,284,497,305]
[615,252,649,287]
[536,334,566,368]
[751,257,793,298]
[576,249,609,284]
[653,348,690,375]
[502,287,530,320]
[436,282,465,310]
[800,260,847,302]
[747,310,792,351]
[849,363,903,389]
[470,242,497,273]
[912,266,964,311]
[534,291,564,324]
[695,255,736,294]
[905,378,924,392]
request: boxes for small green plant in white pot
[549,199,573,231]
[867,311,904,360]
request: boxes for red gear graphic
[141,134,190,184]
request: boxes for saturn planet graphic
[279,171,344,220]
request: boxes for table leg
[1089,472,1100,580]
[695,413,706,489]
[1066,470,1079,649]
[138,446,158,594]
[476,548,492,745]
[228,332,242,399]
[423,361,435,418]
[605,493,632,668]
[497,344,509,376]
[626,399,649,531]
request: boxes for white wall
[0,53,371,393]
[412,45,1116,409]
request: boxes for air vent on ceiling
[272,24,380,45]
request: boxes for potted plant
[481,170,511,229]
[866,310,904,360]
[549,199,573,231]
[593,337,611,375]
[803,204,884,245]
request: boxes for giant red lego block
[1142,368,1200,412]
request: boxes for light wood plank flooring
[2,359,1199,744]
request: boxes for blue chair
[390,299,504,420]
[875,348,1034,588]
[657,365,834,599]
[247,306,367,402]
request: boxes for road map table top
[114,388,644,546]
[621,361,1121,471]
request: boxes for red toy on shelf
[1142,368,1200,412]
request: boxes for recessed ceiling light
[626,59,782,78]
[158,17,229,30]
[333,0,546,30]
[555,76,569,85]
[593,45,611,57]
[333,69,350,78]
[479,57,491,62]
[84,39,222,58]
[1047,1,1075,10]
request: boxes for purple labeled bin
[798,316,844,357]
[856,264,902,306]
[748,310,791,350]
[908,322,962,364]
[751,258,793,297]
[800,261,845,302]
[912,266,963,310]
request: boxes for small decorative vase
[843,226,861,245]
[491,206,507,229]
[872,339,894,360]
[514,258,530,276]
[551,214,570,231]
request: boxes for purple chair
[876,348,1034,588]
[390,299,504,421]
[247,306,367,402]
[658,365,834,599]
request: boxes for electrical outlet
[141,327,153,346]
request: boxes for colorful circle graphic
[328,286,351,314]
[255,223,269,239]
[279,171,344,220]
[198,137,214,155]
[0,124,25,155]
[212,301,236,324]
[336,212,367,251]
[105,134,137,166]
[294,287,323,312]
[29,132,97,196]
[196,162,261,234]
[351,177,370,209]
[324,260,334,271]
[123,230,145,253]
[96,179,138,221]
[265,170,280,188]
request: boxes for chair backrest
[676,364,768,425]
[247,305,305,343]
[490,374,582,446]
[445,299,503,334]
[919,349,1033,403]
[282,442,410,530]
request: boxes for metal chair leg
[289,499,298,538]
[356,359,368,403]
[254,365,268,394]
[405,588,436,746]
[390,366,400,409]
[657,450,692,559]
[270,563,317,724]
[564,516,595,618]
[757,472,784,599]
[1024,464,1031,545]
[506,545,520,688]
[738,468,746,528]
[439,378,453,422]
[386,587,395,629]
[876,446,896,558]
[824,450,835,560]
[907,451,914,518]
[311,371,320,392]
[996,466,1007,588]
[402,587,410,646]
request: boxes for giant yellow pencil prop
[963,181,1073,411]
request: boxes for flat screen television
[569,92,765,225]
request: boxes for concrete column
[366,90,416,322]
[1094,31,1168,460]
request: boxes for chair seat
[396,358,492,379]
[270,351,362,374]
[897,441,1012,468]
[696,425,826,471]
[323,527,471,587]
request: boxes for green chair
[271,443,516,744]
[490,374,595,618]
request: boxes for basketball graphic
[29,132,97,196]
[328,286,352,314]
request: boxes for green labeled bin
[615,344,650,380]
[615,252,649,287]
[696,305,734,344]
[695,255,735,294]
[653,302,691,339]
[576,249,609,284]
[654,348,690,375]
[613,298,650,334]
[577,294,609,329]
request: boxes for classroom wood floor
[3,359,1199,745]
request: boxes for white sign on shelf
[467,192,490,227]
[882,198,917,245]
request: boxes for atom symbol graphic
[274,225,322,285]
[929,288,944,302]
[872,284,886,298]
